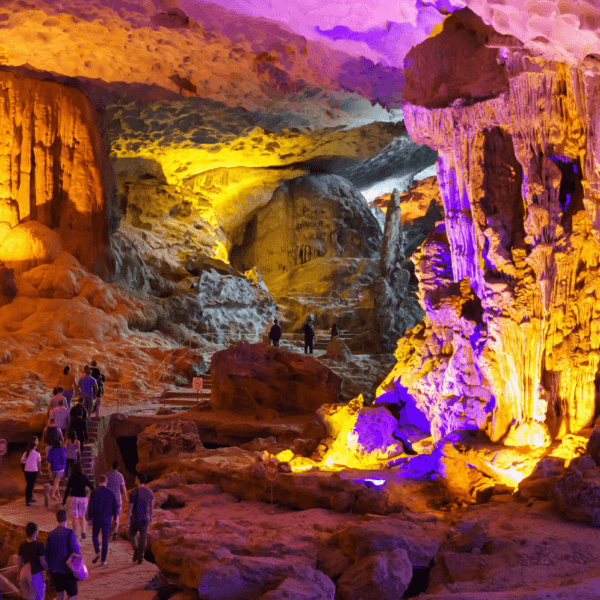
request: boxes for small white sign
[192,377,203,392]
[358,292,364,301]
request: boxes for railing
[150,337,193,386]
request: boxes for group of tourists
[17,466,155,600]
[52,361,105,417]
[264,316,340,354]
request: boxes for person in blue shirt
[86,475,118,566]
[46,509,80,600]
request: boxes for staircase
[35,419,98,498]
[280,330,355,353]
[161,373,214,409]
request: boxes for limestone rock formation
[231,175,382,286]
[210,343,342,416]
[383,8,600,447]
[0,71,116,274]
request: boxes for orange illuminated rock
[210,343,342,416]
[0,71,116,274]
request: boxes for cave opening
[548,155,584,231]
[116,436,139,475]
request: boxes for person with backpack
[269,319,282,347]
[46,509,81,600]
[21,437,42,507]
[18,521,48,600]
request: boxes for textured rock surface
[0,71,116,274]
[384,8,600,447]
[231,175,382,286]
[210,343,342,415]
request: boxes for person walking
[68,407,88,455]
[48,439,67,500]
[92,374,104,419]
[57,366,77,410]
[21,437,42,507]
[47,388,66,415]
[50,399,70,437]
[18,521,48,600]
[263,317,274,344]
[86,475,118,566]
[46,509,81,600]
[106,461,127,541]
[331,323,339,338]
[303,317,315,354]
[70,398,87,422]
[76,367,97,417]
[269,318,282,347]
[127,474,154,564]
[64,431,80,480]
[63,462,93,540]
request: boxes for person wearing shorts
[46,509,80,600]
[62,462,93,540]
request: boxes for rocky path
[0,499,159,599]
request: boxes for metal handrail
[151,338,193,386]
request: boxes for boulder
[518,456,567,500]
[210,343,341,415]
[137,420,203,474]
[323,337,352,361]
[449,520,487,553]
[0,222,62,276]
[586,425,600,465]
[257,569,335,600]
[551,470,600,525]
[336,550,413,600]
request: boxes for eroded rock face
[231,175,382,286]
[384,8,600,447]
[210,343,342,416]
[0,71,116,274]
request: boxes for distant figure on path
[128,473,154,564]
[269,319,282,347]
[87,475,118,566]
[303,317,315,354]
[21,437,42,507]
[106,461,127,541]
[46,509,80,600]
[64,431,80,480]
[57,366,77,410]
[93,374,104,419]
[18,521,48,600]
[68,407,88,454]
[331,323,339,338]
[63,462,94,540]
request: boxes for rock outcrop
[383,8,600,447]
[210,343,342,416]
[230,175,382,286]
[0,71,116,275]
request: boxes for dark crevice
[116,436,139,475]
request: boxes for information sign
[192,377,203,392]
[266,459,278,481]
[358,292,364,301]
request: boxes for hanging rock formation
[0,71,116,274]
[381,9,600,447]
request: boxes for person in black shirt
[68,407,88,454]
[331,323,339,338]
[303,318,315,354]
[63,461,94,540]
[18,521,48,600]
[269,319,282,347]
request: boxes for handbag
[66,553,88,581]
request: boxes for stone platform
[0,500,160,600]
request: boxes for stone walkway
[0,500,160,600]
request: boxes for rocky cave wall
[381,9,600,447]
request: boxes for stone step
[164,390,211,399]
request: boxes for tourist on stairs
[269,318,282,347]
[87,475,118,567]
[57,365,77,411]
[18,521,48,600]
[303,317,315,354]
[21,437,42,507]
[127,473,154,564]
[64,431,81,480]
[76,366,98,418]
[63,462,94,540]
[48,439,67,500]
[68,406,88,455]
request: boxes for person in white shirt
[21,437,42,507]
[50,399,70,435]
